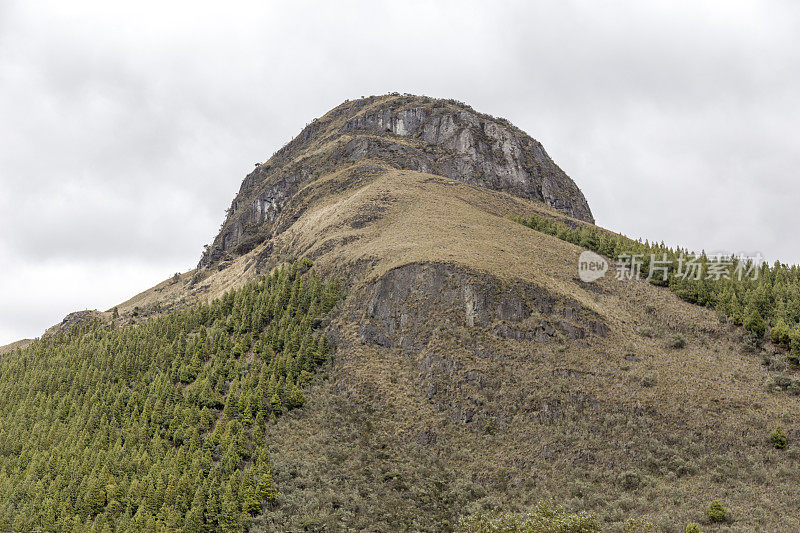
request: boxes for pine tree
[257,469,279,503]
[241,471,261,516]
[218,481,242,533]
[789,329,800,365]
[770,317,791,348]
[285,383,306,410]
[184,504,204,533]
[744,307,767,338]
[84,473,106,517]
[269,393,283,416]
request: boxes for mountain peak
[199,93,592,268]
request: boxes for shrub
[705,500,727,523]
[743,332,760,352]
[667,335,686,349]
[622,517,655,532]
[299,517,325,532]
[641,374,656,388]
[768,355,787,373]
[458,502,600,532]
[685,523,702,533]
[638,326,654,338]
[619,470,641,490]
[770,426,788,449]
[298,256,314,273]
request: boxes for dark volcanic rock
[355,262,607,354]
[43,310,104,339]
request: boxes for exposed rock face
[198,94,593,267]
[329,261,610,434]
[42,310,104,339]
[356,262,607,356]
[340,105,591,218]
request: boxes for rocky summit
[198,94,592,268]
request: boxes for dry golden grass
[0,338,33,355]
[100,158,800,531]
[205,165,800,530]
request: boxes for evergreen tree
[744,307,767,338]
[218,481,242,533]
[285,383,306,410]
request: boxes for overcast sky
[1,0,799,345]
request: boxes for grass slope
[231,168,799,531]
[33,161,799,531]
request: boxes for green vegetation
[770,425,788,449]
[458,502,601,532]
[685,523,702,533]
[666,335,686,349]
[0,261,339,532]
[704,500,727,523]
[514,213,800,358]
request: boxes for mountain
[3,94,799,532]
[197,93,593,268]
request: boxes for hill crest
[198,93,593,268]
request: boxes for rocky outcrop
[346,261,608,431]
[356,262,607,355]
[340,104,592,220]
[42,310,104,339]
[198,94,593,267]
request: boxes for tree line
[514,213,800,362]
[0,259,340,532]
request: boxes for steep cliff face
[198,94,593,267]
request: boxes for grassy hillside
[0,338,33,355]
[190,166,796,532]
[34,164,796,531]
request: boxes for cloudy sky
[1,0,799,345]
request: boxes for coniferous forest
[0,260,339,532]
